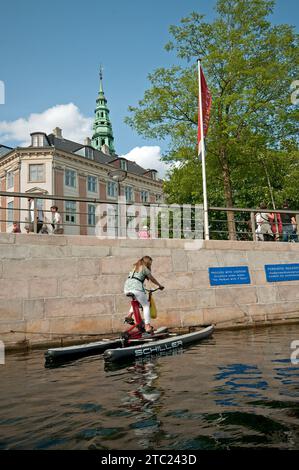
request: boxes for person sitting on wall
[268,212,283,241]
[281,201,298,242]
[12,221,21,233]
[50,205,64,234]
[28,197,44,233]
[138,225,150,239]
[255,203,274,241]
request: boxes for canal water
[0,324,298,450]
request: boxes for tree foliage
[125,0,299,237]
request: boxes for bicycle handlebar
[145,287,163,293]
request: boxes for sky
[0,0,298,176]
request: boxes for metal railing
[0,191,204,239]
[209,206,299,241]
[0,191,298,241]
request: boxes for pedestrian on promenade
[281,201,298,242]
[138,225,150,239]
[255,203,274,241]
[268,212,283,241]
[28,197,44,233]
[12,221,21,233]
[50,205,64,234]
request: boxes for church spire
[92,66,115,154]
[99,64,104,93]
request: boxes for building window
[65,169,76,188]
[141,190,149,203]
[29,164,44,182]
[152,171,157,180]
[125,186,134,202]
[88,204,96,226]
[156,194,162,203]
[86,147,93,159]
[6,171,14,189]
[120,159,127,171]
[107,181,117,198]
[107,206,116,232]
[7,201,13,224]
[87,175,97,193]
[65,201,76,224]
[31,133,47,147]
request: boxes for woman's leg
[134,291,151,327]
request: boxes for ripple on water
[0,324,298,449]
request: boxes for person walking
[50,205,63,234]
[281,201,298,242]
[255,203,274,241]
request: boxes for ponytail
[133,255,152,272]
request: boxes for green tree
[125,0,298,239]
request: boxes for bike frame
[123,288,160,342]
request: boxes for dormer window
[31,132,48,147]
[85,147,93,159]
[74,146,94,159]
[120,159,127,171]
[144,169,158,180]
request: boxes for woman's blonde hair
[133,256,152,272]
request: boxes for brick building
[0,71,164,235]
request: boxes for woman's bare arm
[148,273,164,289]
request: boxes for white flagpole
[197,59,209,240]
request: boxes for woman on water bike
[124,256,164,333]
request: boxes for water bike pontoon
[44,288,214,366]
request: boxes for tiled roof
[47,134,160,180]
[0,136,162,182]
[48,134,118,166]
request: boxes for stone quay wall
[1,233,299,349]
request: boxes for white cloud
[0,103,93,146]
[0,104,168,177]
[119,145,167,178]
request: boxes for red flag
[198,66,212,151]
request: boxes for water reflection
[104,350,183,449]
[0,324,298,449]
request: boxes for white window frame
[125,185,134,202]
[7,201,14,224]
[32,134,46,147]
[87,175,97,193]
[6,171,14,189]
[65,169,76,188]
[29,164,45,183]
[141,190,149,203]
[65,200,76,224]
[120,159,127,171]
[86,147,93,159]
[88,204,96,226]
[107,181,117,199]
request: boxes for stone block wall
[1,234,299,349]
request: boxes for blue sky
[0,0,298,173]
